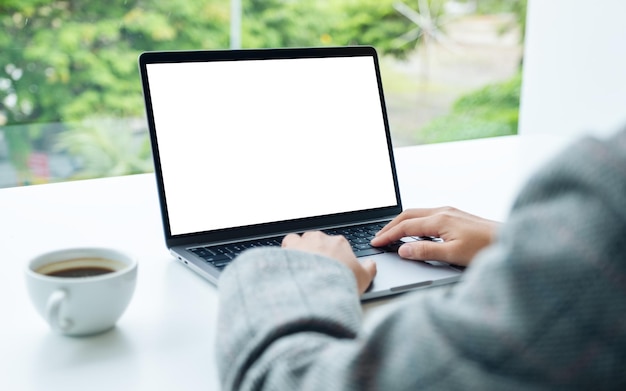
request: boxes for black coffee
[46,266,115,278]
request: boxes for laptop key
[353,248,383,258]
[353,243,374,250]
[351,237,370,245]
[380,241,404,253]
[189,247,214,256]
[197,253,230,263]
[213,260,232,269]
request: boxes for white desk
[0,134,574,390]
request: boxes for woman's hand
[282,231,376,295]
[370,207,501,266]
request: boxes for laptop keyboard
[188,221,404,271]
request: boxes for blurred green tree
[418,72,522,144]
[239,0,442,58]
[0,0,229,183]
[55,117,153,179]
[0,0,526,184]
[1,0,229,125]
[336,0,447,60]
[241,0,335,48]
[0,0,453,131]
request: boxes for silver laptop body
[139,46,462,300]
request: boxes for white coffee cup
[25,247,138,336]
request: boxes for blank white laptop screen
[146,55,397,236]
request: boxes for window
[0,0,525,188]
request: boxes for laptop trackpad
[363,252,461,296]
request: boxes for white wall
[519,0,626,137]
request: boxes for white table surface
[0,134,575,390]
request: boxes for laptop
[138,46,462,300]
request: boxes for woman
[217,128,626,390]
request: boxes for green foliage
[239,0,442,58]
[55,118,153,179]
[417,72,522,143]
[329,0,415,58]
[330,0,446,59]
[0,0,458,128]
[242,0,335,48]
[475,0,527,41]
[1,0,230,125]
[0,0,526,185]
[0,0,229,183]
[475,0,521,13]
[511,0,528,41]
